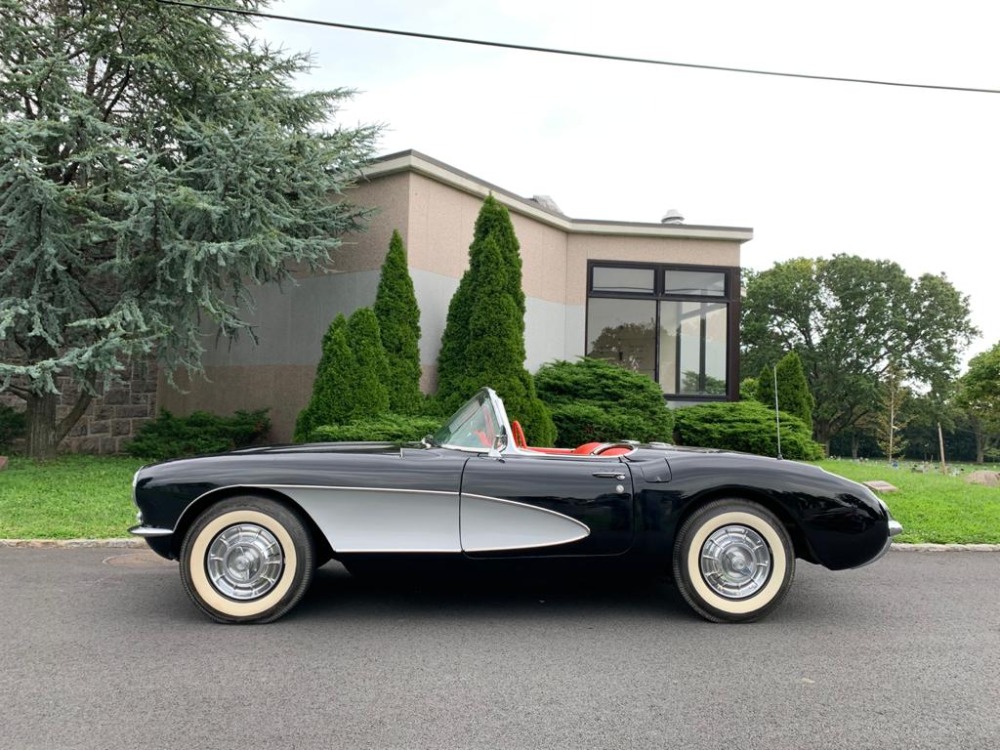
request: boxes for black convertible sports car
[130,388,902,624]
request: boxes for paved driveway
[0,547,998,750]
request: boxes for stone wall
[61,359,159,454]
[1,358,158,455]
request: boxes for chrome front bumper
[128,525,173,538]
[863,516,903,566]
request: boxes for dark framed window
[586,262,740,399]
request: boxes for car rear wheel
[672,499,794,623]
[180,496,315,624]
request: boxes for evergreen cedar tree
[436,196,556,446]
[755,351,814,430]
[0,1,378,457]
[294,315,359,442]
[373,230,424,414]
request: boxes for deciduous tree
[741,255,977,450]
[957,343,1000,464]
[0,0,378,457]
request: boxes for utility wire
[156,0,1000,95]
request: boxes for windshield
[431,390,503,451]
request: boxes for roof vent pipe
[661,209,684,224]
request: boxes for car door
[459,453,635,557]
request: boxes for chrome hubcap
[206,524,284,600]
[700,525,771,599]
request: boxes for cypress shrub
[374,230,424,414]
[346,307,390,416]
[435,196,555,445]
[294,315,359,441]
[535,358,674,447]
[673,401,823,460]
[755,351,814,430]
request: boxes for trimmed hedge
[673,400,823,460]
[127,409,270,460]
[308,414,441,443]
[535,358,674,447]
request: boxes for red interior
[510,420,633,456]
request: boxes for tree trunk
[851,433,860,460]
[25,391,58,460]
[23,387,93,460]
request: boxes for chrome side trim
[460,493,591,552]
[888,520,903,537]
[128,525,173,538]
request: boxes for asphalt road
[1,547,998,750]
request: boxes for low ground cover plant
[126,409,270,460]
[308,415,441,443]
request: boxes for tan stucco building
[159,150,753,442]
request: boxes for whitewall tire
[180,497,315,624]
[672,499,795,623]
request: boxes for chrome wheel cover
[699,524,772,599]
[206,524,285,600]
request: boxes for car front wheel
[673,499,795,623]
[180,496,315,624]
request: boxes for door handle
[592,471,626,480]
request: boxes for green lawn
[817,459,1000,544]
[0,455,145,539]
[0,454,997,543]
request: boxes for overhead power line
[156,0,1000,95]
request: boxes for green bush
[535,358,674,447]
[126,409,270,460]
[308,414,441,442]
[673,401,823,460]
[0,404,26,452]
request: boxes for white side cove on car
[236,484,591,554]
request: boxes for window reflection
[659,301,727,395]
[586,263,731,398]
[586,299,656,378]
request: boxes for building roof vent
[661,209,684,224]
[530,194,563,214]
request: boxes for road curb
[0,538,147,548]
[1,539,999,551]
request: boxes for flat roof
[361,150,754,244]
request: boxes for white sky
[255,0,1000,364]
